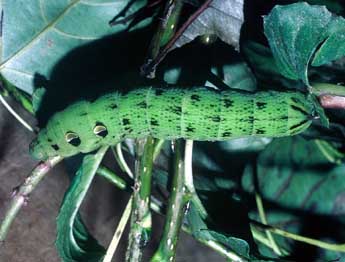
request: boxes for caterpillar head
[29,126,86,160]
[29,100,113,160]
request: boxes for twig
[312,82,345,109]
[141,0,184,78]
[112,144,134,179]
[250,226,289,256]
[103,195,133,262]
[153,139,165,161]
[126,137,155,262]
[97,165,127,190]
[142,0,213,76]
[0,156,63,242]
[183,140,207,218]
[318,95,345,109]
[255,193,282,256]
[251,220,345,252]
[0,93,35,133]
[151,140,190,262]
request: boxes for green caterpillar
[30,87,314,160]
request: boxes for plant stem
[112,144,134,179]
[255,193,282,256]
[151,140,190,262]
[126,137,155,262]
[312,83,345,97]
[183,140,207,218]
[0,156,63,242]
[0,93,35,133]
[96,165,127,190]
[141,0,184,78]
[312,83,345,109]
[142,0,213,75]
[251,220,345,252]
[103,195,133,262]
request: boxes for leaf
[209,61,257,92]
[186,203,269,261]
[32,87,46,114]
[172,0,244,51]
[56,146,108,262]
[264,2,345,86]
[242,137,345,259]
[1,0,149,94]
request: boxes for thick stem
[151,140,190,262]
[126,137,155,262]
[312,83,345,109]
[0,156,63,242]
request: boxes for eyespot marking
[93,122,108,138]
[65,132,81,147]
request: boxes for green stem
[96,165,127,190]
[255,193,282,256]
[153,139,165,161]
[112,144,134,178]
[312,83,345,97]
[103,195,133,262]
[0,156,63,242]
[126,137,155,262]
[151,140,190,262]
[0,75,34,114]
[250,226,289,256]
[183,140,207,218]
[0,93,35,133]
[141,0,184,78]
[251,221,345,252]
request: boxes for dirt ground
[0,97,226,262]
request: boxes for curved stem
[0,93,35,133]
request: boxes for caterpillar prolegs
[30,87,314,160]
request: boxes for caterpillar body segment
[30,87,314,160]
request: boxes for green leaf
[56,146,108,262]
[185,203,263,261]
[208,231,250,259]
[242,137,345,258]
[1,0,149,94]
[264,2,345,86]
[210,61,257,92]
[32,87,46,114]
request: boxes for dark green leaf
[56,146,108,262]
[242,137,345,258]
[264,3,345,86]
[1,0,149,94]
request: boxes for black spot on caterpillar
[30,87,314,160]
